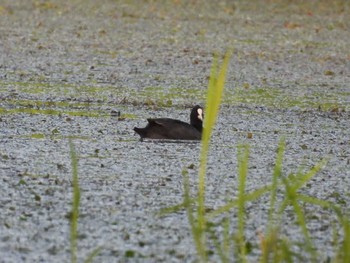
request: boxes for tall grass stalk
[69,139,80,263]
[68,140,101,263]
[195,50,231,261]
[260,139,285,263]
[236,145,249,262]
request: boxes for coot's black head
[190,105,204,132]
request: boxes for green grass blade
[260,138,285,263]
[223,217,232,261]
[202,51,231,143]
[236,145,249,262]
[268,138,285,224]
[84,247,102,263]
[290,198,317,261]
[157,200,192,216]
[207,186,271,219]
[182,169,206,260]
[281,175,317,261]
[340,218,350,263]
[280,238,294,263]
[294,159,328,190]
[208,219,230,263]
[69,139,81,263]
[297,194,334,209]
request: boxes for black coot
[134,105,203,140]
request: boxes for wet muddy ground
[0,0,349,262]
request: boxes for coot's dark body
[134,118,201,140]
[134,105,203,140]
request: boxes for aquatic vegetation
[161,51,350,262]
[1,77,348,117]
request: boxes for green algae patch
[1,80,349,112]
[229,85,350,111]
[2,98,104,109]
[0,80,118,99]
[133,86,207,106]
[119,113,138,119]
[30,133,45,139]
[0,107,104,117]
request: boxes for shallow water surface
[0,0,349,262]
